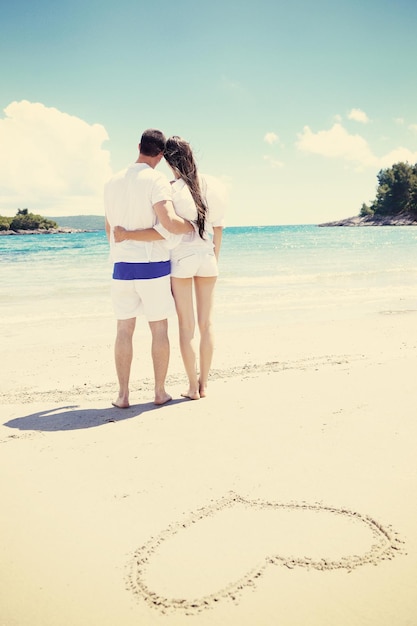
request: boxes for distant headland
[319,161,417,227]
[319,214,417,227]
[0,227,88,236]
[0,210,104,235]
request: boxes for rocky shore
[0,227,88,235]
[319,214,417,227]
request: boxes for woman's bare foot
[199,382,208,398]
[181,388,201,400]
[112,396,130,409]
[154,391,172,406]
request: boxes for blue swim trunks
[113,260,171,280]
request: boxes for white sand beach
[1,311,417,625]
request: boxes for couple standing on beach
[104,129,225,407]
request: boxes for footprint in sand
[128,492,404,614]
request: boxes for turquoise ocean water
[1,225,417,329]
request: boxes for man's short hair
[139,129,166,157]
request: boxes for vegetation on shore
[359,162,417,219]
[0,211,104,233]
[0,209,58,232]
[319,161,417,226]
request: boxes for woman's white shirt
[170,175,226,248]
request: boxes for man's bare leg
[113,317,136,408]
[149,318,172,405]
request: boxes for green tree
[370,162,417,216]
[9,209,58,231]
[359,202,374,217]
[409,163,417,217]
[0,216,12,231]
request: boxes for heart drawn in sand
[128,492,404,615]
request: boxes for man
[104,128,192,408]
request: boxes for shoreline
[0,227,91,235]
[318,214,417,226]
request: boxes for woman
[164,136,226,399]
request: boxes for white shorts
[170,248,219,279]
[111,275,175,321]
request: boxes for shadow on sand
[4,398,188,433]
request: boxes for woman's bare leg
[194,276,217,397]
[171,277,200,399]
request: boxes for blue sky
[1,0,417,225]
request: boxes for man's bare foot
[181,389,201,400]
[154,392,172,406]
[112,397,130,409]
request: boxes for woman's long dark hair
[164,136,208,239]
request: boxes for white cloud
[296,122,417,169]
[263,155,284,168]
[264,132,279,145]
[409,123,417,133]
[394,117,405,125]
[348,108,370,124]
[0,100,112,216]
[378,147,417,167]
[296,123,377,166]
